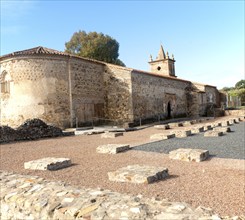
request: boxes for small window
[157,66,161,71]
[0,71,11,94]
[0,81,10,93]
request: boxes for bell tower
[149,45,176,77]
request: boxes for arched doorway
[167,101,171,118]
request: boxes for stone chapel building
[0,45,221,128]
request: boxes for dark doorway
[167,101,171,118]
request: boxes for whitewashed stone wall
[0,56,71,128]
[0,55,107,128]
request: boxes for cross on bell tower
[149,45,176,77]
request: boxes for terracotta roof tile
[0,46,106,65]
[1,46,69,58]
[132,69,191,83]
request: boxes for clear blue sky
[1,0,244,89]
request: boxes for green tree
[65,30,125,66]
[221,87,233,92]
[235,80,245,89]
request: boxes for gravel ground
[0,116,244,216]
[134,122,245,160]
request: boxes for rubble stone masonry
[0,56,70,128]
[0,46,222,129]
[131,70,190,120]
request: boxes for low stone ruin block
[203,124,212,131]
[169,148,209,162]
[210,123,217,128]
[168,122,183,128]
[96,144,130,154]
[213,122,222,127]
[154,124,170,130]
[101,132,123,138]
[221,121,230,127]
[108,165,169,184]
[83,130,104,135]
[170,130,191,138]
[232,118,240,123]
[228,120,234,125]
[213,127,231,133]
[183,121,195,126]
[193,119,202,123]
[204,131,223,137]
[150,133,175,140]
[239,117,244,121]
[62,130,75,136]
[191,126,204,134]
[24,157,72,171]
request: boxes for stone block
[221,121,230,127]
[193,119,202,123]
[24,157,72,171]
[213,127,231,133]
[150,133,175,140]
[204,131,223,137]
[213,122,221,127]
[232,118,240,123]
[203,124,212,131]
[101,132,123,138]
[169,148,209,162]
[191,126,204,134]
[239,117,244,121]
[62,131,75,136]
[228,119,234,125]
[83,130,104,135]
[210,123,217,128]
[183,121,195,126]
[154,124,170,130]
[108,165,168,184]
[96,144,130,154]
[168,122,183,128]
[170,130,191,138]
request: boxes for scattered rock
[0,118,63,144]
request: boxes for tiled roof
[1,46,69,58]
[192,81,217,88]
[0,46,105,65]
[131,69,191,83]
